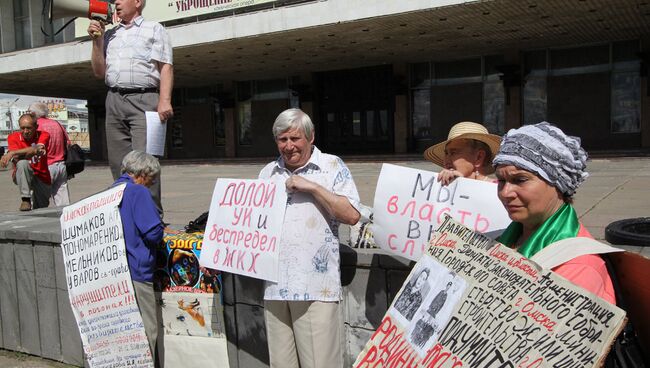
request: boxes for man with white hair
[88,0,173,215]
[29,102,71,206]
[259,108,361,368]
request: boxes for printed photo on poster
[159,292,225,338]
[392,267,431,322]
[408,275,465,355]
[389,256,466,357]
[156,231,222,294]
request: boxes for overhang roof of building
[1,0,649,100]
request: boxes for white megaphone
[49,0,114,23]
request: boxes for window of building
[434,58,481,85]
[236,78,293,145]
[13,0,30,50]
[412,89,430,139]
[550,44,609,75]
[483,55,506,135]
[611,40,641,133]
[410,62,431,89]
[524,41,641,134]
[523,50,548,124]
[237,81,253,145]
[410,56,503,141]
[255,78,289,101]
[410,62,431,139]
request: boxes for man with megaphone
[88,0,173,219]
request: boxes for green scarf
[497,203,581,258]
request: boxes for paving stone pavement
[0,350,75,368]
[0,155,649,366]
[1,156,649,243]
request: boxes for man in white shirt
[259,108,361,368]
[88,0,173,215]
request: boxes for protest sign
[155,230,230,367]
[199,178,287,281]
[372,163,510,261]
[156,231,226,336]
[60,184,153,368]
[355,215,626,368]
[157,231,222,294]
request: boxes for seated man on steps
[0,113,51,211]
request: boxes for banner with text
[199,178,287,281]
[372,163,511,260]
[60,184,153,368]
[355,216,626,368]
[75,0,276,38]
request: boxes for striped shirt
[104,16,173,89]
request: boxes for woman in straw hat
[493,122,615,303]
[423,121,502,186]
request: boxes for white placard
[372,163,511,261]
[162,335,230,368]
[60,184,153,368]
[199,178,287,281]
[145,111,166,156]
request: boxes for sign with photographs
[355,216,626,368]
[372,163,511,260]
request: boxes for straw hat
[423,121,502,174]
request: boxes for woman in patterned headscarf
[493,122,615,304]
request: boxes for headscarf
[492,122,588,197]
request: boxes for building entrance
[316,65,394,154]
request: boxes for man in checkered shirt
[88,0,173,216]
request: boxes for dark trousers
[105,90,163,215]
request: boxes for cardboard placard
[60,184,153,368]
[355,216,626,368]
[372,163,511,261]
[199,178,287,281]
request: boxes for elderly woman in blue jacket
[113,150,164,361]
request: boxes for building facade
[0,0,648,160]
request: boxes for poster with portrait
[355,216,626,368]
[157,231,222,294]
[390,257,466,357]
[156,231,225,337]
[156,230,229,367]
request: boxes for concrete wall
[0,210,85,367]
[0,208,414,367]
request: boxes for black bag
[65,144,85,178]
[604,255,649,368]
[185,211,209,233]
